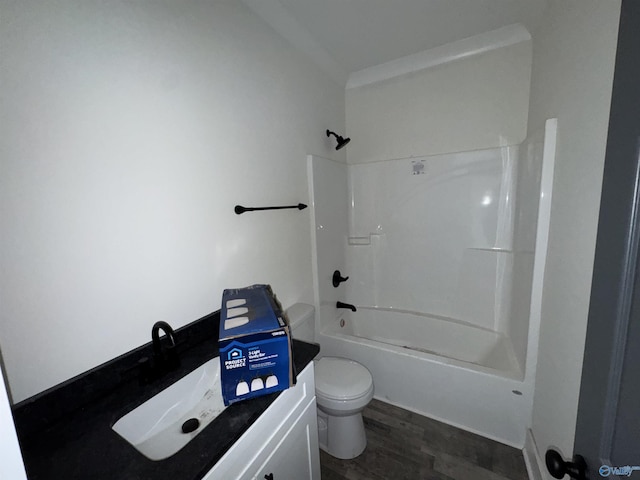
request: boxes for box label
[218,285,294,406]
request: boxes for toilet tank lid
[285,303,315,329]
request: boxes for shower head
[326,129,351,151]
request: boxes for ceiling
[242,0,547,84]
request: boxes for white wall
[345,40,532,163]
[0,0,345,403]
[527,0,621,467]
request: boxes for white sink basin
[112,357,226,461]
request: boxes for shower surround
[308,119,557,446]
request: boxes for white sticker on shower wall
[346,146,519,332]
[411,160,426,175]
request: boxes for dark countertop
[12,311,320,480]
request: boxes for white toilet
[286,303,374,459]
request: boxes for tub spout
[336,301,357,312]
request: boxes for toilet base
[317,408,367,459]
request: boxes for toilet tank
[285,303,315,343]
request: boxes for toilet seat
[315,357,373,401]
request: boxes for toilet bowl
[286,303,375,460]
[314,356,374,459]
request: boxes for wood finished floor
[320,399,529,480]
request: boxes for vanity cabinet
[203,363,320,480]
[249,401,318,480]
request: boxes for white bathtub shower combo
[307,119,557,447]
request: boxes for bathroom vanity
[205,363,319,480]
[11,310,320,480]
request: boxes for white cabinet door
[203,364,317,480]
[0,371,27,480]
[251,400,320,480]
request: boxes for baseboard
[523,429,545,480]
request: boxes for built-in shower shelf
[348,233,385,246]
[468,248,534,254]
[348,236,370,245]
[469,247,514,253]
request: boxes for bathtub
[329,307,522,377]
[317,305,533,447]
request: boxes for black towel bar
[234,203,307,215]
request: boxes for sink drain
[181,418,200,434]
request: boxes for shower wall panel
[307,155,349,334]
[346,147,518,332]
[508,128,544,370]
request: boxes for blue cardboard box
[218,285,294,406]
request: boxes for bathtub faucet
[332,270,349,287]
[336,301,357,312]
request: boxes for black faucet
[332,270,349,288]
[152,321,176,357]
[143,321,179,379]
[336,301,357,312]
